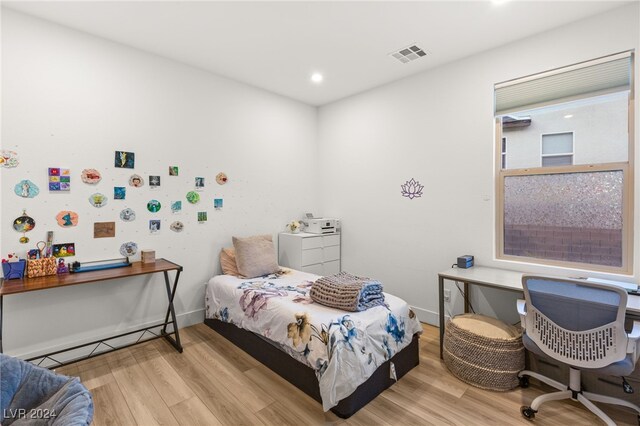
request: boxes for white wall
[317,4,640,325]
[1,9,319,357]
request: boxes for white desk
[437,266,640,359]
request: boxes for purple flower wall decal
[401,178,424,199]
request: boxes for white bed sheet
[205,268,422,410]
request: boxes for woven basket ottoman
[443,313,525,391]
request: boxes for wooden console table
[0,258,183,367]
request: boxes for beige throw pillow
[232,234,279,279]
[220,247,242,277]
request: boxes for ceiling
[2,1,631,106]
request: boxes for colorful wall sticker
[149,175,161,189]
[401,178,424,200]
[49,168,70,191]
[147,200,161,213]
[14,180,39,198]
[169,166,179,176]
[81,169,101,184]
[170,221,184,232]
[129,174,144,187]
[53,243,75,257]
[171,201,182,214]
[115,151,135,168]
[186,191,200,204]
[197,211,208,223]
[120,208,136,222]
[149,220,161,233]
[1,150,19,168]
[214,198,223,210]
[89,193,108,208]
[13,210,35,243]
[94,222,116,238]
[114,186,126,200]
[120,241,138,257]
[56,211,79,227]
[216,172,228,185]
[195,177,205,191]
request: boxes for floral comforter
[205,268,422,411]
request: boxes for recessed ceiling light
[492,0,510,5]
[311,73,323,83]
[564,114,574,119]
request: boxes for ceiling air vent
[390,44,428,64]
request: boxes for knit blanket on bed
[310,272,385,311]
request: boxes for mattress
[205,268,422,411]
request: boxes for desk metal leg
[161,270,183,353]
[439,276,445,359]
[464,281,470,313]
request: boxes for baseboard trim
[411,306,449,327]
[10,308,205,361]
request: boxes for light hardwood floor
[55,323,637,425]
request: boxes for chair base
[518,368,640,426]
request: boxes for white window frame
[494,52,634,274]
[540,131,574,167]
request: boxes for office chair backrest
[522,275,628,369]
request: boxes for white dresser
[278,232,341,276]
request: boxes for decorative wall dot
[186,191,200,204]
[56,211,79,227]
[89,193,108,208]
[216,172,228,185]
[81,169,101,184]
[120,208,136,222]
[147,200,161,213]
[14,180,39,198]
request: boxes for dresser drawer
[301,263,323,275]
[301,248,323,266]
[323,234,340,247]
[302,237,323,250]
[323,245,340,262]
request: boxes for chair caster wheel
[519,376,530,388]
[521,406,536,420]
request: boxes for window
[541,132,573,167]
[501,137,507,169]
[495,51,634,273]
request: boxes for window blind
[495,51,632,116]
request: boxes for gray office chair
[517,275,640,425]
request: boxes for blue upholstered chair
[0,354,93,425]
[517,275,640,425]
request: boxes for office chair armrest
[517,299,526,329]
[627,320,640,357]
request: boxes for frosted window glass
[542,133,573,154]
[503,170,623,267]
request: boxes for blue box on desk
[2,260,26,280]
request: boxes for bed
[204,268,422,418]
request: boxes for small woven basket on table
[443,313,525,391]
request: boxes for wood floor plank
[109,348,179,425]
[154,338,265,425]
[244,363,343,425]
[130,341,195,407]
[91,381,136,426]
[57,322,637,426]
[187,338,274,413]
[169,396,222,426]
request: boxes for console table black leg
[161,270,183,353]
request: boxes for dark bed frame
[204,318,420,418]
